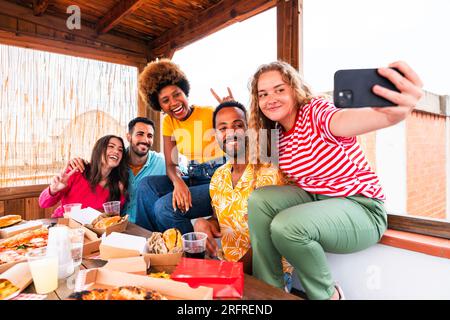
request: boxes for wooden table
[24,221,301,300]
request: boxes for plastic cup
[68,228,85,268]
[63,203,82,218]
[26,247,58,294]
[181,232,207,259]
[103,201,121,216]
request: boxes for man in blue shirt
[124,117,166,222]
[68,117,166,223]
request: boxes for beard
[130,141,150,157]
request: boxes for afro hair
[138,58,190,112]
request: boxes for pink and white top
[278,97,385,200]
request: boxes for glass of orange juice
[26,247,58,294]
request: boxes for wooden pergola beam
[0,1,148,66]
[33,0,49,16]
[277,0,302,72]
[96,0,147,35]
[150,0,277,58]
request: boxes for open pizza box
[0,262,33,300]
[99,232,182,266]
[0,220,43,239]
[73,268,213,300]
[57,218,101,257]
[64,207,128,236]
[0,258,24,274]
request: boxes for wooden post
[277,0,303,74]
[137,63,161,152]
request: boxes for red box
[170,258,244,299]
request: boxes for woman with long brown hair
[39,135,129,218]
[247,61,423,299]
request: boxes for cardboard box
[74,268,213,300]
[102,256,148,275]
[0,259,25,275]
[100,232,182,266]
[57,218,101,257]
[0,262,33,300]
[87,215,129,236]
[0,220,43,239]
[65,207,128,236]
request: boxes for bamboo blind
[0,44,137,187]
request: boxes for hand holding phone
[333,68,401,108]
[334,61,424,111]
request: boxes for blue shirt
[124,151,166,223]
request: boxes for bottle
[46,226,75,279]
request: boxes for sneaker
[335,283,346,300]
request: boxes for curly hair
[138,58,190,112]
[248,60,316,167]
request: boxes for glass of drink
[26,247,58,294]
[103,201,121,216]
[63,203,82,218]
[68,228,85,268]
[181,232,207,259]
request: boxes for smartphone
[333,68,400,108]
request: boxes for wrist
[173,177,185,187]
[48,186,58,196]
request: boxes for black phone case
[333,68,400,108]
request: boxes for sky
[174,0,450,107]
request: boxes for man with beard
[69,117,167,223]
[194,101,293,283]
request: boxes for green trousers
[247,185,387,300]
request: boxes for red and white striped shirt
[278,98,385,200]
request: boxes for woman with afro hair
[135,59,226,234]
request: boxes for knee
[154,198,172,218]
[270,213,312,245]
[248,187,273,215]
[269,216,288,242]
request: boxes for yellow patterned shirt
[209,163,284,262]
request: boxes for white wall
[375,122,407,214]
[292,244,450,299]
[447,116,450,220]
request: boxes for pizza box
[0,262,33,300]
[102,256,148,275]
[65,207,103,225]
[57,218,101,257]
[73,268,213,300]
[65,207,128,236]
[0,259,25,277]
[100,232,182,266]
[0,220,43,239]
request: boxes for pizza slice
[68,288,108,300]
[0,228,48,252]
[110,286,167,300]
[0,279,19,300]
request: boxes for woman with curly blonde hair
[247,60,423,300]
